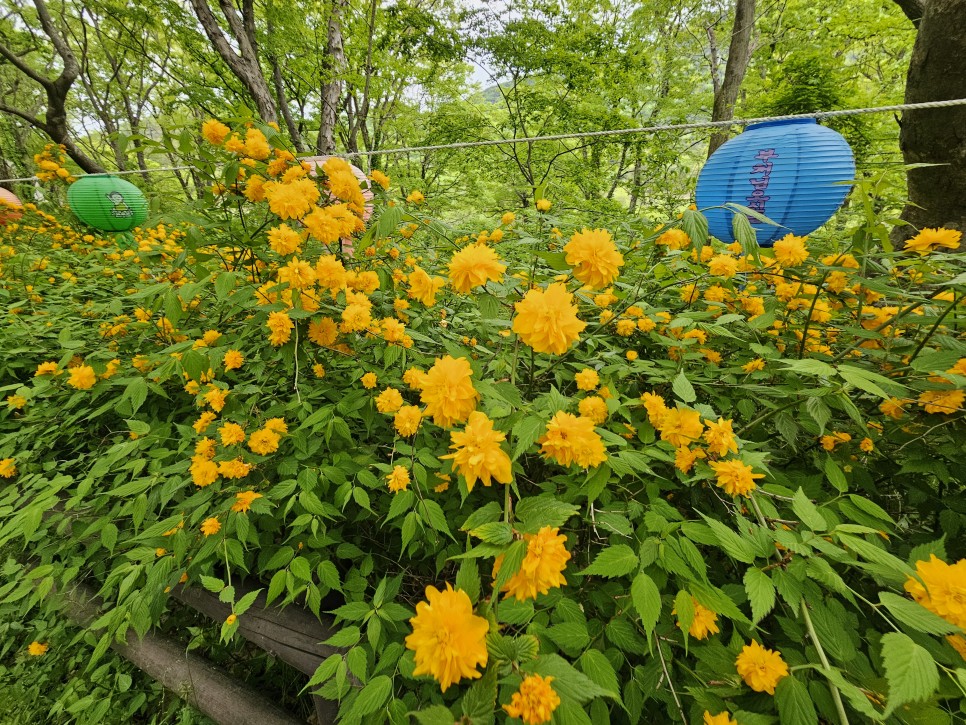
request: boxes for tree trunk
[891,0,966,249]
[187,0,279,123]
[318,0,347,154]
[707,0,757,157]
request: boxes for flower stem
[800,599,850,725]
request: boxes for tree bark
[187,0,279,123]
[892,0,966,248]
[707,0,757,157]
[318,0,347,154]
[0,0,105,173]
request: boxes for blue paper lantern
[695,118,855,247]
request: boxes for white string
[1,98,965,182]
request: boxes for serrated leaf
[631,572,662,638]
[744,568,776,623]
[324,626,361,647]
[544,621,590,656]
[792,488,828,531]
[775,675,818,725]
[526,654,617,704]
[578,649,621,699]
[878,592,960,635]
[512,416,545,460]
[515,496,579,532]
[881,632,939,714]
[350,675,392,717]
[456,559,481,604]
[469,522,513,545]
[577,545,639,578]
[698,514,758,563]
[408,705,456,725]
[494,539,526,595]
[672,370,696,403]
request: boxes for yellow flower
[658,407,704,448]
[772,234,809,266]
[674,445,705,474]
[626,350,639,361]
[743,358,766,373]
[27,641,49,657]
[386,465,411,492]
[244,128,271,160]
[703,417,738,458]
[265,417,288,435]
[308,317,339,347]
[879,397,907,420]
[405,584,488,692]
[538,412,606,469]
[7,395,27,410]
[0,458,17,478]
[218,458,252,479]
[420,356,479,428]
[904,555,966,629]
[496,526,571,601]
[408,266,455,307]
[708,254,738,278]
[703,712,737,725]
[190,455,219,487]
[193,411,217,434]
[502,675,561,725]
[578,396,608,425]
[735,640,788,694]
[201,518,221,536]
[918,389,964,414]
[640,392,669,427]
[248,428,281,455]
[448,244,506,293]
[34,361,61,376]
[860,437,874,453]
[231,490,263,513]
[820,431,851,451]
[615,318,636,336]
[394,405,423,437]
[406,190,425,204]
[441,411,512,492]
[204,386,228,412]
[905,227,962,256]
[655,228,690,250]
[535,198,551,212]
[513,283,586,355]
[501,211,516,225]
[264,178,320,220]
[673,597,719,639]
[266,311,294,346]
[948,634,966,661]
[67,365,96,390]
[223,350,244,371]
[563,228,624,289]
[369,169,390,189]
[218,422,246,446]
[278,257,316,290]
[361,372,378,389]
[225,613,237,626]
[709,459,764,497]
[202,119,230,145]
[376,387,404,413]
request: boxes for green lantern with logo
[67,175,148,247]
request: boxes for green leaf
[418,499,454,539]
[493,539,527,595]
[461,667,497,725]
[544,621,590,656]
[792,488,828,531]
[515,496,580,532]
[837,364,904,399]
[526,654,617,704]
[743,568,776,623]
[774,675,818,725]
[631,573,662,638]
[469,522,513,545]
[805,396,831,435]
[578,649,621,700]
[672,370,696,403]
[200,576,224,593]
[324,627,361,648]
[512,416,545,460]
[351,675,392,717]
[124,378,148,415]
[878,592,961,635]
[698,514,758,564]
[881,632,939,715]
[577,545,639,578]
[408,705,456,725]
[824,457,848,492]
[456,559,481,604]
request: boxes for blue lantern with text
[695,118,855,247]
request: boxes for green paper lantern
[67,175,148,232]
